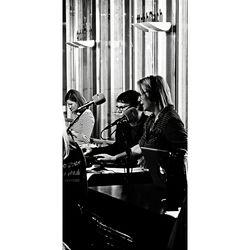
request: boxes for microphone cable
[100,125,117,140]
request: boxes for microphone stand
[66,109,86,136]
[120,124,131,184]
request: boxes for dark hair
[137,75,173,109]
[64,89,87,107]
[116,90,142,110]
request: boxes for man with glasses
[87,90,148,167]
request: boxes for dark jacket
[92,112,148,156]
[139,105,187,151]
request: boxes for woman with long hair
[96,76,187,209]
[136,75,187,151]
[97,75,187,158]
[65,89,95,146]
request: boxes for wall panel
[63,0,187,138]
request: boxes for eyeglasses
[115,104,130,112]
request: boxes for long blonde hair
[137,75,173,110]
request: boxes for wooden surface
[89,183,170,214]
[87,183,176,250]
[87,169,152,186]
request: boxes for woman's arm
[70,130,90,144]
[80,109,95,138]
[71,109,95,144]
[115,144,142,160]
[96,144,142,162]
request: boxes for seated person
[87,90,148,167]
[96,76,187,208]
[62,117,89,250]
[65,89,95,147]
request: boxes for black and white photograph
[1,1,250,250]
[62,1,187,249]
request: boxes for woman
[98,75,187,159]
[137,75,187,151]
[65,89,95,147]
[137,75,187,209]
[89,90,148,167]
[97,76,187,208]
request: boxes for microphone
[67,93,106,134]
[103,107,138,130]
[76,93,106,113]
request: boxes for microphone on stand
[76,93,106,113]
[102,107,138,131]
[67,93,106,133]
